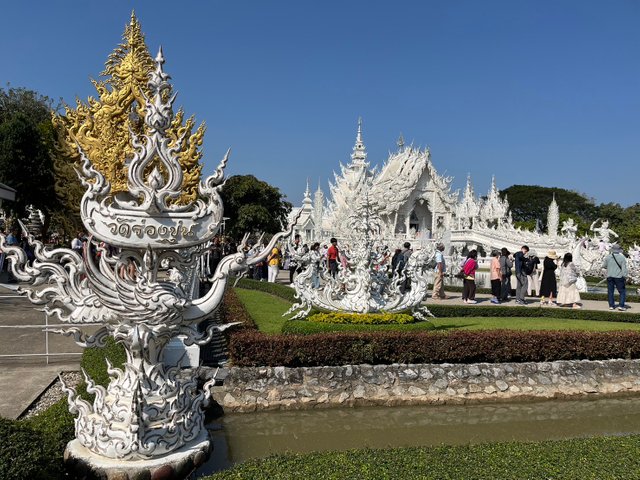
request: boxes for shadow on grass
[432,323,478,331]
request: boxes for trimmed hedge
[428,304,640,323]
[81,336,127,388]
[206,435,640,480]
[0,407,72,480]
[228,329,640,367]
[220,287,259,331]
[307,311,416,325]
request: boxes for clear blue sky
[2,1,639,207]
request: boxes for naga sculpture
[0,49,292,471]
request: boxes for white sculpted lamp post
[0,50,291,479]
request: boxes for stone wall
[210,359,640,412]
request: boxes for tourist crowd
[1,226,631,312]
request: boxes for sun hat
[547,250,558,259]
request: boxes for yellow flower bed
[307,311,416,325]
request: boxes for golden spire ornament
[53,12,204,206]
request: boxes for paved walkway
[0,365,76,419]
[0,284,83,419]
[431,289,636,313]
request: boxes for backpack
[522,256,536,275]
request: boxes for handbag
[455,259,468,279]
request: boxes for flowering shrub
[307,312,416,325]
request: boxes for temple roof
[370,146,456,216]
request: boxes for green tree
[0,87,60,235]
[501,184,640,247]
[219,175,292,239]
[501,185,598,226]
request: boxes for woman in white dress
[557,252,581,309]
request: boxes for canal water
[196,395,640,474]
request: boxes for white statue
[561,218,578,239]
[590,219,618,245]
[627,244,640,285]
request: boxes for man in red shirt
[327,237,340,278]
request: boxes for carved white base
[64,430,211,480]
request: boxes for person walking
[327,238,340,278]
[432,243,447,300]
[526,255,541,296]
[603,244,628,311]
[391,248,402,275]
[461,250,478,304]
[309,242,322,288]
[513,245,530,305]
[267,245,281,283]
[499,248,513,302]
[539,250,558,306]
[489,250,501,304]
[398,242,413,293]
[288,234,302,284]
[557,252,581,309]
[71,232,84,253]
[4,228,20,283]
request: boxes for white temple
[289,119,640,286]
[290,119,511,247]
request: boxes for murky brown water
[196,395,640,474]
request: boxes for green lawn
[205,434,640,480]
[234,288,293,334]
[235,288,640,334]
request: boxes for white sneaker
[467,299,477,304]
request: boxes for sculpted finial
[351,117,367,164]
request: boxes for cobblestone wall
[210,359,640,412]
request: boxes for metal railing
[0,286,100,364]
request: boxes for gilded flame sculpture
[0,49,292,469]
[52,13,203,217]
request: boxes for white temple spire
[302,178,313,209]
[313,180,325,240]
[397,132,405,151]
[464,174,474,197]
[547,192,559,237]
[350,117,368,166]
